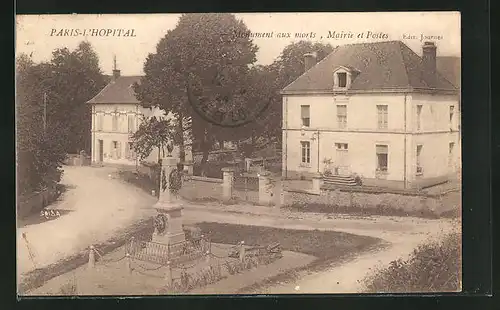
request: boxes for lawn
[195,222,384,273]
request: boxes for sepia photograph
[16,12,461,296]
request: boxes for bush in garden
[363,232,461,293]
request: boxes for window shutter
[128,115,134,132]
[125,141,130,159]
[110,141,115,158]
[117,141,121,159]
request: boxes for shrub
[363,232,461,293]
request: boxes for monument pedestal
[152,156,186,247]
[152,204,185,245]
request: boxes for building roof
[87,75,142,104]
[436,56,461,88]
[282,40,457,94]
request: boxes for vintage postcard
[16,12,461,296]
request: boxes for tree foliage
[231,41,335,156]
[16,41,106,195]
[48,41,107,153]
[16,55,66,195]
[130,116,175,163]
[272,41,335,88]
[134,13,259,173]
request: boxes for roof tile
[87,76,142,104]
[282,41,457,93]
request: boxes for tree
[273,41,335,88]
[134,13,259,175]
[228,41,335,157]
[16,54,67,195]
[47,41,106,153]
[256,41,335,147]
[130,116,175,164]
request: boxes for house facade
[87,68,192,166]
[281,41,460,189]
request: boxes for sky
[16,12,460,76]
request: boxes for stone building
[281,41,460,189]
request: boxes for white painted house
[87,66,192,166]
[281,41,460,189]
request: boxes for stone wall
[180,176,224,202]
[282,186,458,215]
[64,154,91,166]
[179,174,262,205]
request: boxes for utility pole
[43,92,47,134]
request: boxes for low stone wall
[180,177,224,201]
[282,186,457,215]
[64,154,91,166]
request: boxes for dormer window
[337,72,347,88]
[333,66,359,90]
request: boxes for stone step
[323,175,357,186]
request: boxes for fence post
[312,174,323,195]
[165,261,173,287]
[125,253,132,274]
[88,245,95,270]
[279,179,285,206]
[222,167,235,201]
[239,241,246,263]
[258,172,273,205]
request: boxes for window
[449,142,455,166]
[300,141,311,164]
[416,105,423,131]
[128,115,135,133]
[335,143,348,150]
[449,105,455,129]
[376,145,388,172]
[96,113,103,131]
[416,145,423,175]
[377,105,388,129]
[301,105,310,127]
[337,72,347,88]
[337,105,347,128]
[112,110,118,132]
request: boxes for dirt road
[17,166,157,278]
[180,203,459,294]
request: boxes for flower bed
[160,253,280,294]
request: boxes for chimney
[304,53,317,73]
[422,41,437,87]
[112,55,121,80]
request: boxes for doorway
[335,143,349,175]
[98,140,104,162]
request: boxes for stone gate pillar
[258,171,273,206]
[222,167,235,201]
[312,174,324,195]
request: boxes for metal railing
[125,236,210,267]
